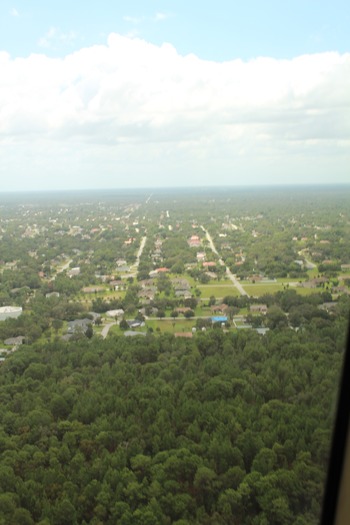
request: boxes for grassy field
[146,319,196,333]
[194,306,212,316]
[243,283,288,296]
[243,282,327,297]
[292,286,330,296]
[198,284,240,298]
[307,267,320,279]
[204,278,231,285]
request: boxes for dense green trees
[0,303,346,524]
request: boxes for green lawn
[292,286,330,296]
[146,319,196,333]
[243,282,328,297]
[198,285,240,298]
[194,306,212,316]
[307,267,320,279]
[243,283,286,296]
[205,278,231,285]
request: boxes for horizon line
[1,182,350,194]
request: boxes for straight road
[201,226,249,297]
[127,235,147,277]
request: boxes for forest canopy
[0,306,347,524]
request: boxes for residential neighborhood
[0,187,349,354]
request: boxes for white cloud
[123,15,141,25]
[154,12,171,22]
[0,34,349,189]
[38,27,77,49]
[10,7,19,16]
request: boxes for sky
[0,0,349,191]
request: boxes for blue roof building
[211,316,228,323]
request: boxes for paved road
[201,226,249,297]
[52,258,73,280]
[136,236,147,262]
[128,235,147,277]
[225,266,249,297]
[298,249,317,270]
[101,321,117,339]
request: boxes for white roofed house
[0,306,23,321]
[68,267,80,278]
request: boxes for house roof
[4,336,25,345]
[67,319,91,333]
[124,331,147,337]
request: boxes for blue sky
[0,1,349,190]
[2,0,350,61]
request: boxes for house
[171,278,190,291]
[335,287,350,295]
[4,336,25,346]
[126,320,144,329]
[138,289,156,301]
[10,286,30,296]
[250,304,268,314]
[248,274,263,282]
[117,265,130,273]
[211,304,229,314]
[124,331,147,337]
[149,268,169,277]
[175,290,192,299]
[82,286,105,294]
[175,307,192,314]
[211,316,228,323]
[140,279,155,288]
[139,306,158,317]
[98,274,114,283]
[45,292,60,299]
[155,267,169,273]
[318,302,338,311]
[0,306,23,321]
[109,280,125,291]
[173,278,191,299]
[89,312,102,322]
[256,327,269,335]
[188,236,201,248]
[68,267,80,278]
[205,271,217,280]
[301,277,328,288]
[106,309,124,318]
[67,318,91,334]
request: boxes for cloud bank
[0,34,349,190]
